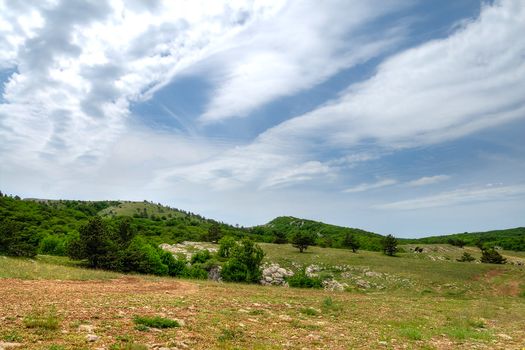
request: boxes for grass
[0,255,121,280]
[23,307,60,331]
[132,316,180,329]
[1,243,524,349]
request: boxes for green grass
[132,316,180,329]
[0,255,121,280]
[398,326,423,340]
[23,308,60,331]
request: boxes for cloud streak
[376,184,525,210]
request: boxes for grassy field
[1,244,524,349]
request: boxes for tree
[480,248,506,264]
[382,234,398,256]
[221,239,265,283]
[207,223,222,242]
[457,252,475,262]
[272,230,288,244]
[342,233,360,253]
[218,236,236,258]
[291,231,315,253]
[0,219,38,258]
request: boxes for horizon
[1,0,524,237]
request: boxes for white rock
[86,334,99,342]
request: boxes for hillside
[259,216,385,251]
[1,194,524,255]
[404,227,525,251]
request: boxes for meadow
[1,244,524,350]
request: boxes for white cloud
[376,184,525,210]
[252,0,525,151]
[407,175,450,187]
[343,179,397,193]
[199,0,408,123]
[0,0,281,166]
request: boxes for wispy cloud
[377,184,525,210]
[198,0,409,123]
[344,179,398,193]
[0,1,280,164]
[407,175,450,187]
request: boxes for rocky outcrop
[260,263,294,286]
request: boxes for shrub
[480,248,506,264]
[457,252,475,262]
[218,236,236,258]
[287,270,322,288]
[123,237,168,275]
[382,234,398,256]
[39,235,67,256]
[191,249,212,264]
[221,239,264,283]
[183,265,208,279]
[159,250,187,277]
[133,316,179,329]
[0,219,38,258]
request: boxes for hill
[404,227,525,251]
[258,216,385,251]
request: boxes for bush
[457,252,475,262]
[220,239,264,283]
[286,270,322,288]
[0,219,38,258]
[39,235,67,256]
[191,249,212,264]
[480,248,506,264]
[183,265,208,279]
[218,236,236,258]
[133,316,179,329]
[382,234,398,256]
[159,250,187,277]
[123,237,168,275]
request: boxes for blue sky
[1,0,524,237]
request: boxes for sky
[1,0,524,237]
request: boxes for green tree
[291,231,315,253]
[272,230,288,244]
[221,239,264,283]
[0,219,38,258]
[207,223,222,242]
[480,248,506,264]
[382,234,398,256]
[218,236,236,258]
[457,252,475,262]
[342,233,360,253]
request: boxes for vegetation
[480,248,507,264]
[220,238,265,283]
[286,269,323,288]
[457,252,476,262]
[341,232,360,253]
[133,316,179,329]
[291,231,316,253]
[1,243,524,349]
[382,234,398,256]
[405,227,525,251]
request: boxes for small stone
[78,324,94,333]
[0,342,22,349]
[279,315,292,321]
[497,333,512,340]
[86,334,99,342]
[378,341,388,346]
